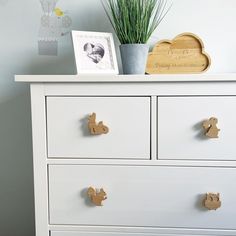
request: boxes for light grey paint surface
[1,0,236,235]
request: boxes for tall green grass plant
[102,0,171,44]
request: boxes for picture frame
[72,30,119,75]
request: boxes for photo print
[83,42,105,64]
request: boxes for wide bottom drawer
[50,231,171,236]
[51,233,158,236]
[49,165,236,229]
[50,230,222,236]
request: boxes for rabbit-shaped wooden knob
[88,113,109,135]
[202,117,220,138]
[87,187,107,206]
[203,193,221,210]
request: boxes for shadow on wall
[29,51,77,75]
[0,92,35,236]
[0,48,77,236]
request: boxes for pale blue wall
[0,0,236,235]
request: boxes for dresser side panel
[30,84,49,236]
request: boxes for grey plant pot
[120,44,149,75]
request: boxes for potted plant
[103,0,171,74]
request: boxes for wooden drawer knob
[87,187,107,206]
[203,193,221,210]
[202,117,220,138]
[88,113,109,135]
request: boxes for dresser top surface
[15,73,236,83]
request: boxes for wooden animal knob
[88,113,109,135]
[203,193,221,210]
[87,187,107,206]
[202,117,220,138]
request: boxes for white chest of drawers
[16,74,236,236]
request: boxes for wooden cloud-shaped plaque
[146,33,211,74]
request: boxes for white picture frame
[72,30,119,75]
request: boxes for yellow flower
[54,8,64,17]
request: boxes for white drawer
[51,233,134,236]
[50,231,195,236]
[46,97,150,159]
[51,233,154,236]
[50,231,182,236]
[158,96,236,160]
[49,165,236,229]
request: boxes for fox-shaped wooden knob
[87,187,107,206]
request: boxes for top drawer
[46,97,150,159]
[158,96,236,160]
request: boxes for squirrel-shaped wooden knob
[203,193,221,210]
[202,117,220,138]
[87,187,107,206]
[88,113,109,135]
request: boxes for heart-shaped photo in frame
[83,43,105,64]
